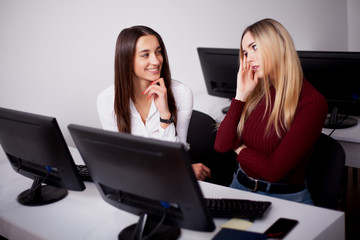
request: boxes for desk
[0,147,345,240]
[322,116,360,169]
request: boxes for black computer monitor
[197,47,240,114]
[298,51,360,129]
[0,107,85,206]
[68,124,215,240]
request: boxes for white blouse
[96,80,193,149]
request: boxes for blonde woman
[214,19,328,204]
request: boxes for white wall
[0,0,359,146]
[347,0,360,51]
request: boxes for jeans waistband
[235,168,306,194]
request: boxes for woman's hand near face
[235,55,259,102]
[143,78,171,120]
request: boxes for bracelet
[160,115,174,124]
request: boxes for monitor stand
[323,107,358,129]
[17,177,68,206]
[118,213,180,240]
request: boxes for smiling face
[133,35,163,84]
[241,31,264,79]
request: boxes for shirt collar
[130,99,158,120]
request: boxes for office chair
[306,133,346,210]
[186,110,237,186]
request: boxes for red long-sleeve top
[214,79,328,184]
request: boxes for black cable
[18,166,52,201]
[328,114,348,137]
[142,209,168,240]
[142,201,170,240]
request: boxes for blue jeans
[230,168,314,205]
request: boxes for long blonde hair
[238,18,303,138]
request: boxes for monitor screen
[68,124,215,239]
[298,51,360,129]
[0,107,85,206]
[197,47,239,113]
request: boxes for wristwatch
[160,115,174,124]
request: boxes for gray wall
[0,0,359,146]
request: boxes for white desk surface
[321,116,360,144]
[322,116,360,168]
[0,147,345,240]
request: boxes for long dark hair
[114,25,176,133]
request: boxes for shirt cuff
[158,123,178,141]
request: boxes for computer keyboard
[77,164,92,182]
[205,198,271,219]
